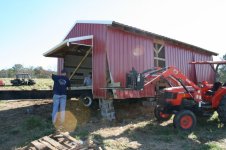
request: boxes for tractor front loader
[126,61,226,131]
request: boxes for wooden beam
[31,140,47,149]
[64,65,92,70]
[154,57,166,61]
[70,86,92,90]
[158,45,164,52]
[69,48,92,80]
[60,132,81,143]
[38,139,58,150]
[42,136,67,149]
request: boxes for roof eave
[111,21,218,56]
[43,40,68,57]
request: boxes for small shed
[44,20,218,100]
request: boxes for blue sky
[0,0,226,70]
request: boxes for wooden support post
[69,47,92,80]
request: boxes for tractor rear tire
[154,105,172,122]
[217,98,226,124]
[173,110,197,131]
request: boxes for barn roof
[71,20,218,56]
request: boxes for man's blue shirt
[52,74,70,95]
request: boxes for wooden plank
[153,39,165,45]
[107,82,121,87]
[56,137,65,143]
[26,146,36,150]
[38,139,57,150]
[69,48,92,80]
[42,136,67,150]
[60,132,82,144]
[63,140,77,149]
[64,65,92,70]
[70,86,92,90]
[31,140,47,149]
[52,134,76,149]
[53,132,82,149]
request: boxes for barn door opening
[65,46,92,87]
[43,35,93,88]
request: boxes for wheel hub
[180,115,193,129]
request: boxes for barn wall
[58,23,108,98]
[165,44,195,81]
[57,23,215,99]
[165,43,214,83]
[193,53,214,83]
[106,27,155,99]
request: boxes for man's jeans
[52,94,66,124]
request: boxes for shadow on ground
[0,99,226,150]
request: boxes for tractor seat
[206,82,222,96]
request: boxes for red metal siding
[193,53,214,83]
[106,28,155,99]
[58,23,107,98]
[165,43,214,83]
[57,22,215,99]
[165,44,196,81]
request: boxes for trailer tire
[80,93,93,107]
[173,110,196,131]
[154,105,172,122]
[217,98,226,124]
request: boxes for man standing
[52,69,70,126]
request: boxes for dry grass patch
[0,78,53,90]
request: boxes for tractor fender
[211,87,226,108]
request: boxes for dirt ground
[0,99,226,150]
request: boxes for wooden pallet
[20,132,86,150]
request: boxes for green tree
[0,69,7,78]
[0,64,56,79]
[12,64,24,73]
[7,69,15,78]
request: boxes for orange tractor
[126,61,226,131]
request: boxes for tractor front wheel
[217,98,226,124]
[154,105,172,121]
[173,110,196,131]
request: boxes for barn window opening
[153,42,167,92]
[153,43,166,68]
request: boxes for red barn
[44,20,217,118]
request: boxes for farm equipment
[126,61,226,131]
[11,73,36,86]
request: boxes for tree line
[0,55,225,80]
[0,64,56,78]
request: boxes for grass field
[0,78,53,90]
